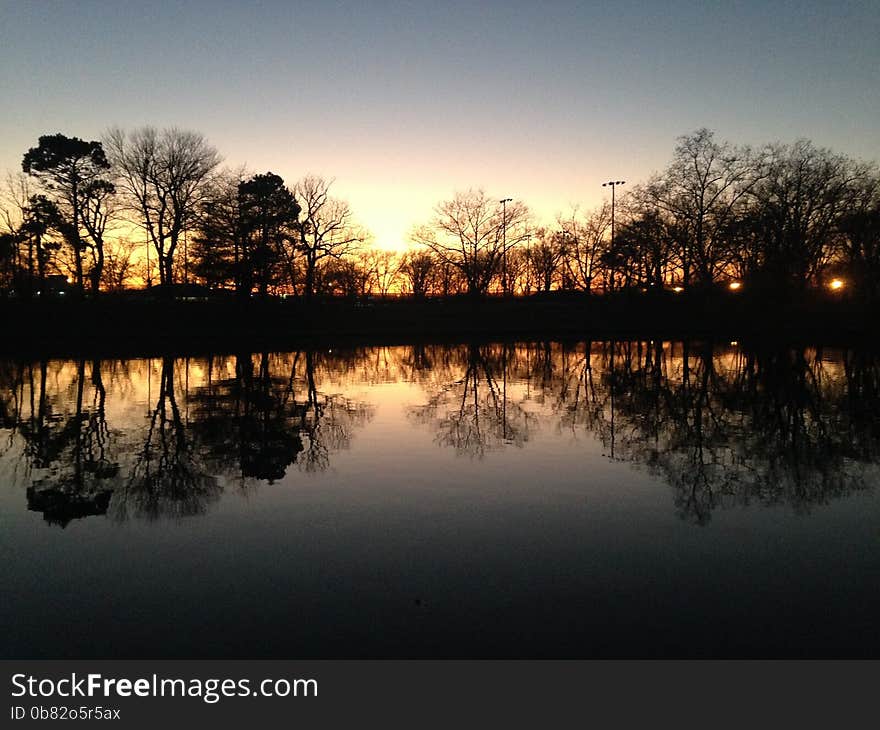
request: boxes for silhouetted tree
[238,172,300,297]
[101,238,140,291]
[560,204,610,292]
[22,133,113,293]
[838,172,880,300]
[642,129,756,287]
[413,190,531,297]
[528,228,566,292]
[398,249,435,298]
[192,167,246,290]
[293,175,363,300]
[105,126,221,285]
[745,141,861,292]
[613,208,681,289]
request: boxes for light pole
[500,197,512,296]
[602,180,625,290]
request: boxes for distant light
[829,278,845,291]
[730,341,739,346]
[728,281,742,291]
[672,286,684,293]
[66,277,73,284]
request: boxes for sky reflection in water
[1,342,878,657]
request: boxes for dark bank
[2,285,877,358]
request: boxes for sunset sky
[1,0,878,250]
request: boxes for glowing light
[728,281,742,291]
[829,278,845,291]
[730,341,739,346]
[672,286,684,293]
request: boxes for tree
[643,129,756,287]
[105,126,221,285]
[838,172,880,300]
[293,175,364,300]
[613,206,681,289]
[362,248,399,296]
[414,189,531,298]
[22,133,113,293]
[559,204,610,292]
[528,228,566,292]
[78,179,116,293]
[1,173,31,292]
[192,167,247,290]
[21,195,64,295]
[102,238,140,291]
[398,249,435,297]
[238,172,300,297]
[747,140,863,291]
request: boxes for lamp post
[500,197,512,296]
[602,180,625,290]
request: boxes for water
[1,342,878,657]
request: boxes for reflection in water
[408,344,537,457]
[1,342,878,525]
[407,341,880,522]
[0,351,374,524]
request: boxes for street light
[500,197,513,296]
[602,180,625,289]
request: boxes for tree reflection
[574,342,880,523]
[408,343,537,457]
[187,350,374,484]
[1,342,878,526]
[407,340,880,522]
[114,357,219,521]
[9,359,120,526]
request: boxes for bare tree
[398,249,435,298]
[561,203,610,292]
[366,249,400,296]
[528,227,566,292]
[293,175,364,300]
[413,189,531,298]
[747,140,862,291]
[102,238,140,291]
[643,129,757,286]
[104,126,221,286]
[838,170,880,299]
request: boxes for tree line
[2,127,878,300]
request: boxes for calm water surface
[1,341,878,657]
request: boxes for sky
[1,0,878,250]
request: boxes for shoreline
[2,292,876,358]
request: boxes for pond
[1,341,878,657]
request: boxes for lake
[1,341,878,657]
